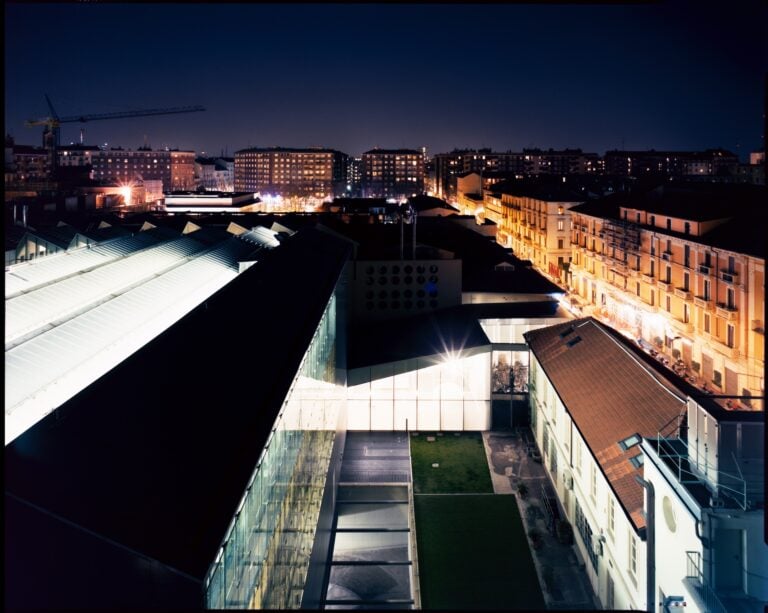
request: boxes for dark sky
[5,2,767,159]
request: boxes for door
[714,529,743,590]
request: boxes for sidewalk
[482,430,600,611]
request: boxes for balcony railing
[698,264,712,276]
[657,280,672,291]
[685,551,729,613]
[674,287,692,300]
[721,270,738,284]
[694,296,711,309]
[641,272,656,284]
[716,304,738,320]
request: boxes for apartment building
[361,148,424,199]
[604,149,738,178]
[567,184,765,408]
[86,148,196,190]
[434,149,600,203]
[234,147,347,201]
[482,184,584,283]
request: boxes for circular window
[392,265,400,274]
[404,265,413,274]
[366,277,374,286]
[391,300,400,309]
[392,289,400,298]
[417,300,425,308]
[365,290,374,299]
[379,290,387,299]
[404,300,413,309]
[404,289,413,298]
[429,265,438,273]
[405,276,413,285]
[417,289,425,298]
[429,275,439,284]
[429,299,438,308]
[365,266,374,275]
[391,276,400,285]
[378,300,387,309]
[417,275,425,284]
[378,277,387,285]
[417,265,425,274]
[662,496,677,533]
[379,265,387,274]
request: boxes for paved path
[482,430,600,611]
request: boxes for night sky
[5,2,767,159]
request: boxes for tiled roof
[524,318,686,532]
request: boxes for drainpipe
[635,475,655,613]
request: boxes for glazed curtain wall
[347,350,491,431]
[204,291,345,609]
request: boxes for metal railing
[685,551,729,613]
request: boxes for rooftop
[5,227,351,583]
[524,318,687,532]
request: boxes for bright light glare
[119,185,132,206]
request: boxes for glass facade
[479,317,569,344]
[347,350,491,431]
[491,350,530,393]
[204,290,346,609]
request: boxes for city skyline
[5,2,767,159]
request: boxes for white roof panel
[5,234,268,445]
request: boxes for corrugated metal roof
[5,228,179,298]
[5,233,266,445]
[524,318,685,532]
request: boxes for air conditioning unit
[564,473,574,490]
[590,534,605,556]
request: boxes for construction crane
[25,94,205,173]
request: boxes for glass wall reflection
[205,289,346,609]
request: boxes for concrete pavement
[482,430,600,611]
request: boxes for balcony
[698,264,712,276]
[721,270,738,284]
[694,296,712,309]
[657,280,672,292]
[684,551,764,613]
[716,304,738,320]
[661,251,672,261]
[593,254,604,262]
[628,268,640,277]
[641,272,656,284]
[674,287,692,300]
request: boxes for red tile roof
[524,317,686,532]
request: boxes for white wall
[530,354,646,610]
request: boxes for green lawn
[410,432,493,494]
[414,495,544,610]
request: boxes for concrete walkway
[482,430,600,611]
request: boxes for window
[629,533,638,579]
[607,497,615,538]
[575,500,599,571]
[557,219,564,231]
[629,454,644,468]
[558,239,564,249]
[636,282,640,297]
[666,295,671,312]
[704,313,711,334]
[665,265,671,283]
[727,287,735,309]
[684,222,690,235]
[683,272,690,291]
[636,213,641,223]
[666,219,672,230]
[684,245,690,267]
[728,256,735,273]
[590,463,597,500]
[704,279,711,300]
[727,324,735,348]
[618,434,641,450]
[575,438,582,474]
[684,304,690,324]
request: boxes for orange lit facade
[169,151,195,190]
[481,187,583,283]
[568,206,765,409]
